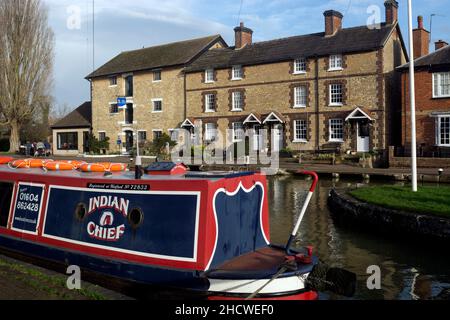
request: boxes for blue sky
[43,0,450,111]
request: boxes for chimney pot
[435,40,449,50]
[418,16,424,29]
[324,10,343,36]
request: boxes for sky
[43,0,450,112]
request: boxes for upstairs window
[109,76,117,86]
[232,66,243,80]
[152,99,163,112]
[433,72,450,98]
[125,75,133,97]
[153,70,162,82]
[205,93,216,112]
[329,119,344,142]
[109,103,119,114]
[293,120,307,142]
[329,54,343,71]
[294,58,307,74]
[205,69,215,83]
[329,83,344,106]
[437,116,450,146]
[232,91,243,111]
[294,86,307,108]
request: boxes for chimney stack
[435,40,448,51]
[385,0,399,25]
[324,10,343,37]
[234,22,253,49]
[413,16,430,59]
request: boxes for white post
[407,0,418,192]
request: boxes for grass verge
[350,186,450,218]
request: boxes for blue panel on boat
[210,183,268,269]
[44,187,199,260]
[145,162,177,171]
[12,183,45,234]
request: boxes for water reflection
[267,176,450,300]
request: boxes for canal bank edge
[328,189,450,242]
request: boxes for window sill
[432,95,450,99]
[205,110,216,113]
[231,109,243,112]
[152,111,163,113]
[109,85,118,88]
[293,71,307,75]
[329,140,344,143]
[293,140,308,143]
[293,105,306,109]
[231,78,242,81]
[328,68,344,72]
[204,81,215,84]
[152,80,162,83]
[329,104,344,107]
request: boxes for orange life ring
[44,161,83,171]
[9,159,53,169]
[79,163,127,173]
[0,157,14,165]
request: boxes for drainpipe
[183,71,187,121]
[314,56,320,151]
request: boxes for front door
[272,124,284,152]
[252,125,263,151]
[357,122,370,153]
[125,131,134,153]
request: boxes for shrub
[87,134,110,154]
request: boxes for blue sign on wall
[117,97,126,107]
[12,183,45,234]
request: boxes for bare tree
[0,0,54,152]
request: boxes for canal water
[267,176,450,300]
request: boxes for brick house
[86,35,227,154]
[397,17,450,157]
[182,0,407,158]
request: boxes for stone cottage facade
[86,35,227,154]
[182,0,408,158]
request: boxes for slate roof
[87,35,226,79]
[51,102,92,129]
[398,45,450,71]
[185,23,403,72]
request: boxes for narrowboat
[0,156,355,300]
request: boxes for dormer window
[294,58,307,74]
[205,69,215,83]
[232,65,243,80]
[329,54,343,71]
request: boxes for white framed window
[433,72,450,98]
[329,54,343,71]
[153,70,162,82]
[138,130,147,142]
[152,130,163,141]
[232,122,245,142]
[232,91,243,111]
[329,119,344,142]
[205,123,217,141]
[293,120,308,142]
[205,69,215,83]
[98,131,106,142]
[109,76,117,87]
[109,103,119,114]
[329,83,344,106]
[294,58,307,74]
[152,99,163,112]
[294,86,307,108]
[437,116,450,146]
[232,65,243,80]
[205,93,216,112]
[168,129,180,142]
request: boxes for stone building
[182,0,408,158]
[86,35,227,154]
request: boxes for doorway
[125,131,134,153]
[357,122,370,153]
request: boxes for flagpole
[407,0,418,192]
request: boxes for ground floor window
[152,130,163,141]
[329,119,344,142]
[138,131,147,142]
[293,120,307,142]
[57,132,78,150]
[98,132,106,142]
[205,123,217,141]
[232,122,244,142]
[438,116,450,146]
